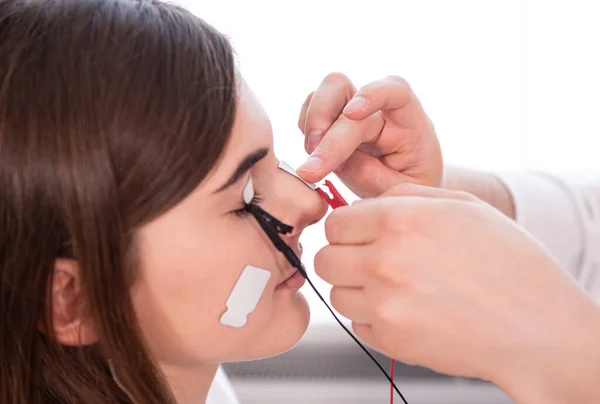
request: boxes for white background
[180,0,600,323]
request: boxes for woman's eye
[233,192,262,217]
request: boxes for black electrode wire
[247,203,409,404]
[302,269,409,404]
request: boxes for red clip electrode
[317,180,348,209]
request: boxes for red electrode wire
[317,181,406,404]
[390,359,396,404]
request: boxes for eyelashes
[234,175,262,217]
[233,191,263,217]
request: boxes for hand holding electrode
[297,73,443,198]
[315,184,600,404]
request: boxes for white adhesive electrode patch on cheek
[278,161,318,190]
[220,265,271,328]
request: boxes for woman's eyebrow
[214,147,269,193]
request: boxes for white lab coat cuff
[496,171,585,277]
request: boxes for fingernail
[307,130,323,154]
[343,95,368,114]
[298,156,323,173]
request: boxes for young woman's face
[130,79,328,368]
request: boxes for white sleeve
[498,172,600,299]
[206,366,240,404]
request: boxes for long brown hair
[0,0,237,402]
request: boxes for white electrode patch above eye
[220,265,271,328]
[242,176,254,204]
[278,161,318,190]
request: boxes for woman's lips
[275,270,305,290]
[275,245,305,289]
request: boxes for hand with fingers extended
[297,73,442,198]
[314,183,600,404]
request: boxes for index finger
[303,73,356,154]
[314,245,372,287]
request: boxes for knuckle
[313,249,325,276]
[386,74,410,88]
[329,287,343,308]
[365,243,384,277]
[470,198,493,217]
[397,203,427,233]
[351,323,372,343]
[387,182,418,196]
[401,215,428,242]
[372,263,392,286]
[313,247,333,279]
[350,322,362,336]
[373,300,411,338]
[365,162,386,195]
[373,298,395,325]
[313,135,337,157]
[309,102,350,128]
[379,203,405,233]
[305,111,341,137]
[455,190,478,202]
[367,228,414,287]
[324,71,351,86]
[324,211,343,243]
[367,238,400,278]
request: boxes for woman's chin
[246,291,311,360]
[273,291,311,352]
[191,292,311,364]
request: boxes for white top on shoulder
[207,366,240,404]
[499,172,600,299]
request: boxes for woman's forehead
[197,82,274,194]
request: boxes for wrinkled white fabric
[499,172,600,299]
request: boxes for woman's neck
[161,362,219,404]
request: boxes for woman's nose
[274,166,329,234]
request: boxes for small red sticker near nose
[317,180,348,209]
